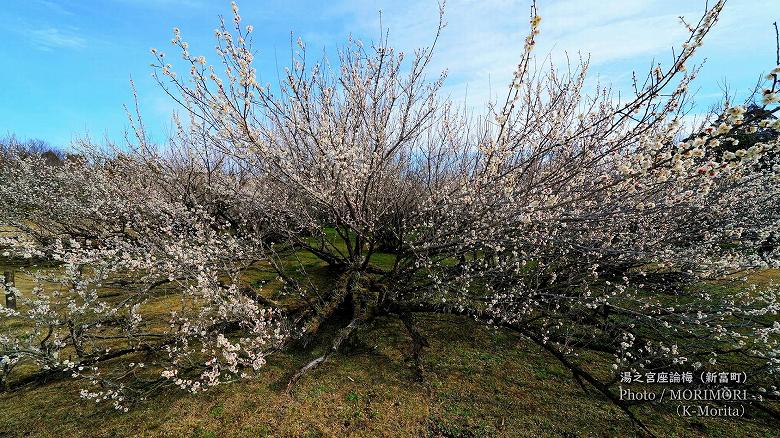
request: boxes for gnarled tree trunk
[3,270,15,310]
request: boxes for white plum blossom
[1,0,779,421]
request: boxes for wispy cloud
[33,0,75,16]
[111,0,207,9]
[325,0,743,107]
[28,26,86,51]
[324,0,690,105]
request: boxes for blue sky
[1,0,778,149]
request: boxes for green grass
[1,313,778,437]
[1,256,778,437]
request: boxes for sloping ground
[1,312,778,438]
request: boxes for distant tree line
[0,135,76,166]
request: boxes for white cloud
[28,27,86,51]
[34,0,75,16]
[321,0,773,110]
[325,1,692,106]
[111,0,207,9]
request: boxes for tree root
[383,301,657,437]
[295,273,355,349]
[286,317,360,395]
[753,401,780,422]
[286,270,377,394]
[400,313,429,381]
[517,327,657,438]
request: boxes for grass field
[1,312,779,436]
[0,256,779,437]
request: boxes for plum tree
[1,0,778,428]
